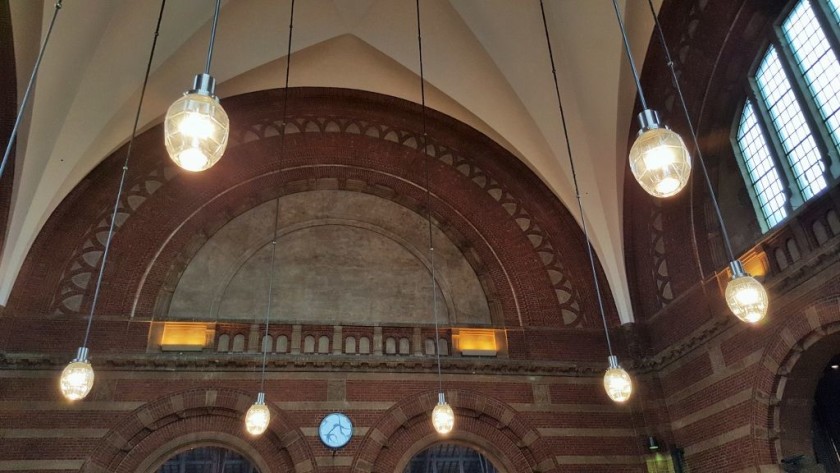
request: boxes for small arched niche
[403,443,502,473]
[155,446,259,473]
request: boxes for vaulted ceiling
[2,0,661,323]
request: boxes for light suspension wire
[60,0,167,402]
[416,0,454,435]
[644,0,733,261]
[0,0,63,181]
[540,0,632,403]
[245,0,296,437]
[204,0,222,75]
[610,0,648,110]
[644,0,769,324]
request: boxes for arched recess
[350,389,557,473]
[753,295,840,464]
[10,87,619,329]
[81,387,315,473]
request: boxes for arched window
[261,335,273,352]
[398,337,410,355]
[734,0,840,231]
[345,337,356,354]
[385,337,396,355]
[403,444,499,473]
[156,446,258,473]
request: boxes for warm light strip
[160,323,209,349]
[455,329,498,353]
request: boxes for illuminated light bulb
[629,110,691,198]
[431,392,454,434]
[603,355,632,403]
[60,347,95,401]
[725,261,769,324]
[164,74,229,172]
[176,147,211,172]
[245,392,270,436]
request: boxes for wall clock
[318,412,353,449]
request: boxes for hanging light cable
[164,0,229,172]
[415,0,454,435]
[610,0,691,199]
[60,0,167,402]
[244,0,296,436]
[644,0,768,324]
[540,0,632,403]
[0,0,63,181]
[244,197,278,436]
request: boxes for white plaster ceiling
[2,0,662,323]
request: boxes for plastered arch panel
[168,190,491,325]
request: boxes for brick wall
[0,88,642,472]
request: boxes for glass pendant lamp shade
[164,74,229,172]
[629,110,691,198]
[245,392,270,436]
[431,393,455,434]
[60,347,95,401]
[603,355,632,403]
[725,261,769,324]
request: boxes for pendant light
[244,0,297,436]
[610,0,691,199]
[644,0,769,324]
[0,0,63,182]
[540,1,632,403]
[163,0,229,172]
[60,0,167,401]
[415,0,455,435]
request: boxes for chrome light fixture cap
[189,73,217,97]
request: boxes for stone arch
[11,88,618,330]
[350,389,556,473]
[81,387,315,473]
[752,295,840,464]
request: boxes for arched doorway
[403,443,501,473]
[811,356,840,471]
[156,446,259,473]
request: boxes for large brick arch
[350,389,557,473]
[751,295,840,464]
[81,387,315,473]
[10,87,619,329]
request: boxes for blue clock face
[319,412,353,449]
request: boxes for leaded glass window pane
[782,0,840,154]
[830,0,840,24]
[737,101,789,228]
[756,46,827,199]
